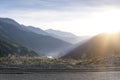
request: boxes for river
[0,71,120,80]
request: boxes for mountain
[45,29,81,44]
[62,32,120,60]
[0,38,38,57]
[0,18,72,56]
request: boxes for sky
[1,0,120,36]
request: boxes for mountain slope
[26,26,49,35]
[45,29,81,44]
[62,33,120,59]
[0,18,72,56]
[0,38,38,57]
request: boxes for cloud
[1,0,120,11]
[1,0,120,36]
[0,0,71,11]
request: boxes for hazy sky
[1,0,120,36]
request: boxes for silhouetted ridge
[62,32,120,59]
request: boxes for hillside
[0,18,72,56]
[62,32,120,60]
[0,38,38,57]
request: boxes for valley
[1,17,120,72]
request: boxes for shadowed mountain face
[0,38,38,57]
[0,18,72,56]
[62,33,120,59]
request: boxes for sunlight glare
[43,7,120,36]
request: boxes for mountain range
[1,17,120,63]
[0,18,79,57]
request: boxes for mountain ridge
[0,17,72,57]
[62,32,120,60]
[45,29,81,44]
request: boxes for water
[0,72,120,80]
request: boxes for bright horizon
[1,0,120,36]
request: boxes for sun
[39,6,120,36]
[62,7,120,36]
[87,7,120,35]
